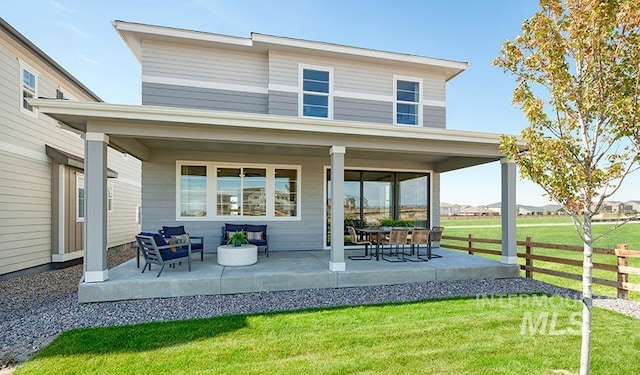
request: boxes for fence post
[525,236,533,279]
[467,234,474,255]
[616,244,629,300]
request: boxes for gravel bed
[1,248,638,370]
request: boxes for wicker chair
[347,226,372,260]
[428,226,445,259]
[407,227,430,262]
[382,228,408,262]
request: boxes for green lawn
[15,297,640,374]
[440,218,640,299]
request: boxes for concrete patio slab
[78,248,520,303]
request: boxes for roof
[30,99,517,173]
[112,20,469,81]
[0,17,102,102]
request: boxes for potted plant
[227,231,249,247]
[218,231,257,266]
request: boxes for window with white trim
[177,162,301,220]
[300,66,331,118]
[76,174,85,222]
[107,185,114,212]
[394,78,421,125]
[20,64,38,115]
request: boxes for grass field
[14,297,640,375]
[440,217,640,300]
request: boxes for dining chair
[382,228,408,262]
[428,226,445,259]
[407,227,430,262]
[347,226,373,260]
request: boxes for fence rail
[441,235,640,299]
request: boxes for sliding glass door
[326,169,430,246]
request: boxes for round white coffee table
[217,244,258,266]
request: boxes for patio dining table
[356,228,440,261]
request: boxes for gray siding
[423,105,446,128]
[268,90,297,116]
[334,97,392,124]
[141,149,436,252]
[142,82,267,114]
[141,150,326,252]
[142,40,268,88]
[0,30,141,276]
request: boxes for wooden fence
[442,234,640,299]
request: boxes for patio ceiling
[32,100,512,173]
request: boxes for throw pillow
[171,233,190,244]
[246,231,263,241]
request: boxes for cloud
[56,22,90,40]
[49,0,80,14]
[78,54,99,65]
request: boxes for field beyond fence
[440,217,640,300]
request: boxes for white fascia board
[251,33,469,75]
[31,99,513,146]
[112,20,253,62]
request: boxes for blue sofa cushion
[246,224,267,234]
[139,232,167,247]
[162,225,186,238]
[225,223,246,233]
[191,243,203,251]
[160,249,189,260]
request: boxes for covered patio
[78,248,519,303]
[33,99,519,302]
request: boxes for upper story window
[394,77,421,126]
[300,66,332,119]
[56,88,65,100]
[20,63,38,116]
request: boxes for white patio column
[329,146,346,271]
[501,158,517,264]
[84,132,109,282]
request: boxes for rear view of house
[0,18,141,277]
[33,21,518,293]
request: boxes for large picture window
[300,66,332,119]
[177,162,300,220]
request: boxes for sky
[3,0,638,207]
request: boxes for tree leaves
[494,0,640,222]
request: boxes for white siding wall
[142,40,268,89]
[0,33,141,275]
[268,50,447,102]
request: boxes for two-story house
[0,18,142,278]
[32,21,518,291]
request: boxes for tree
[493,1,640,374]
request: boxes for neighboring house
[0,18,141,277]
[621,200,640,214]
[460,206,495,216]
[33,21,519,284]
[601,201,622,213]
[440,202,464,216]
[517,205,545,216]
